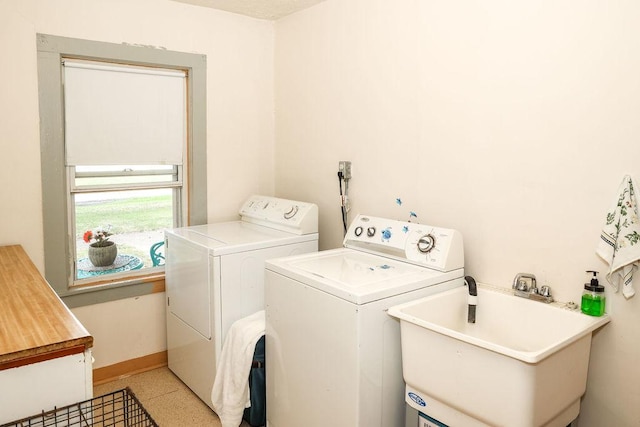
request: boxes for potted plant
[84,226,117,267]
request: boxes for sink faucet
[513,273,536,292]
[465,276,478,323]
[512,273,553,303]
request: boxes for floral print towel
[596,175,640,299]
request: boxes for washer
[265,214,464,427]
[165,195,318,409]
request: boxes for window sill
[61,272,165,309]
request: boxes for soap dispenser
[581,270,605,317]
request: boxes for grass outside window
[75,192,173,274]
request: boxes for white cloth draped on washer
[211,310,265,427]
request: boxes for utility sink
[388,284,610,427]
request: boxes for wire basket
[1,388,157,427]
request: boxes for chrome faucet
[513,273,536,292]
[512,273,553,303]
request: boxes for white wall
[71,293,166,369]
[274,1,640,426]
[0,0,274,368]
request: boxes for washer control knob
[417,234,436,253]
[354,226,363,237]
[367,227,376,237]
[284,205,299,219]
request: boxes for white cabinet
[0,349,93,424]
[0,245,94,425]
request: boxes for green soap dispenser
[581,270,605,317]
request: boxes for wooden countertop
[0,245,93,369]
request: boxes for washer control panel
[240,195,318,235]
[343,215,463,272]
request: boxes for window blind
[63,60,186,166]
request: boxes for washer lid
[166,221,318,255]
[267,248,463,304]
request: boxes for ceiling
[171,0,327,20]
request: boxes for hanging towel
[596,175,640,299]
[211,310,265,427]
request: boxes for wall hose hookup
[338,161,352,235]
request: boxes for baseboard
[93,351,168,386]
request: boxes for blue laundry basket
[243,335,265,427]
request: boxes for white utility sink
[388,284,610,427]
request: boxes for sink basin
[388,284,610,427]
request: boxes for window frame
[37,34,207,308]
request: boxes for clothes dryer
[265,215,464,427]
[165,195,318,409]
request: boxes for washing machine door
[272,248,456,304]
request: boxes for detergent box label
[419,412,449,427]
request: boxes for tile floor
[93,367,252,427]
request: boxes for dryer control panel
[343,215,464,272]
[240,195,319,235]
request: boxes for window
[63,60,185,284]
[37,34,207,307]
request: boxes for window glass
[74,187,174,281]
